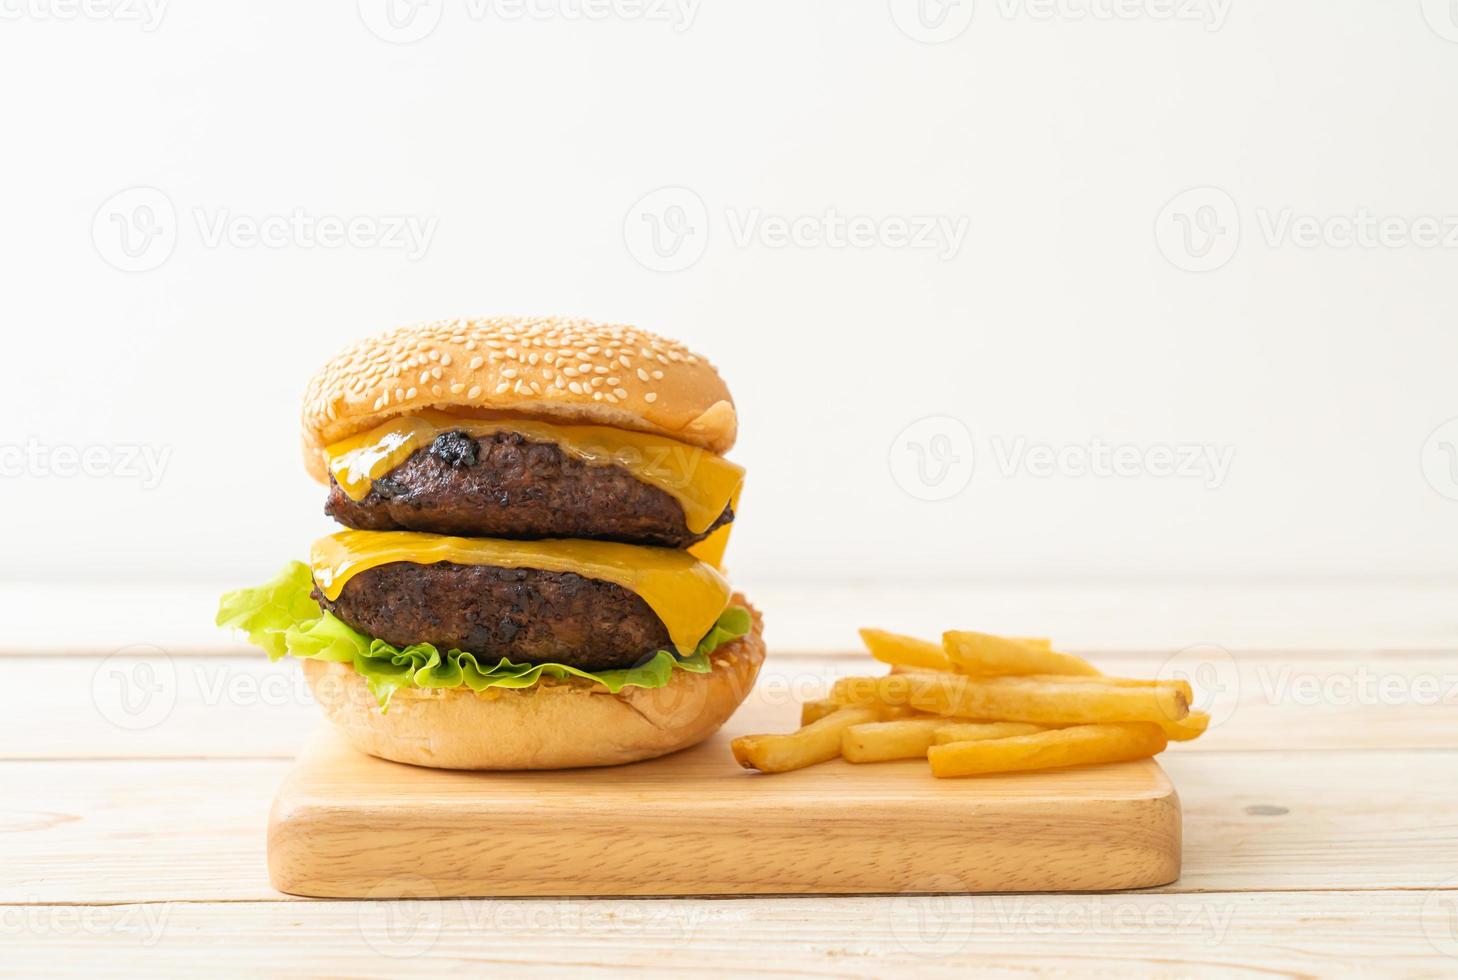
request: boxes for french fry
[931,721,1047,745]
[1023,674,1194,704]
[732,706,879,773]
[943,631,1101,677]
[1161,710,1210,742]
[799,698,840,725]
[860,628,953,672]
[831,673,1189,726]
[839,717,978,763]
[928,723,1168,777]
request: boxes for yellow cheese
[325,410,744,536]
[311,530,732,656]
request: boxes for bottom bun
[302,596,764,770]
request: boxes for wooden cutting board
[268,694,1181,897]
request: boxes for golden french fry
[931,721,1047,745]
[860,628,953,672]
[928,723,1168,777]
[732,706,879,773]
[888,663,939,675]
[799,698,840,725]
[831,673,1188,726]
[1161,710,1210,742]
[840,717,980,763]
[943,631,1101,677]
[1023,674,1194,704]
[1012,637,1053,650]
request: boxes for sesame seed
[644,392,658,403]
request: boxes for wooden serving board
[268,699,1181,897]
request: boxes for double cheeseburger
[218,316,764,769]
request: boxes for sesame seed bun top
[301,316,737,483]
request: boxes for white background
[3,0,1457,609]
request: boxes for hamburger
[217,316,764,769]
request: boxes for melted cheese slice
[325,410,745,537]
[311,530,733,656]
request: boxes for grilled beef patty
[325,430,732,548]
[312,561,677,672]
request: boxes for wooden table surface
[5,585,1458,977]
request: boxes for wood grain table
[5,584,1457,977]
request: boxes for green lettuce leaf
[216,561,750,710]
